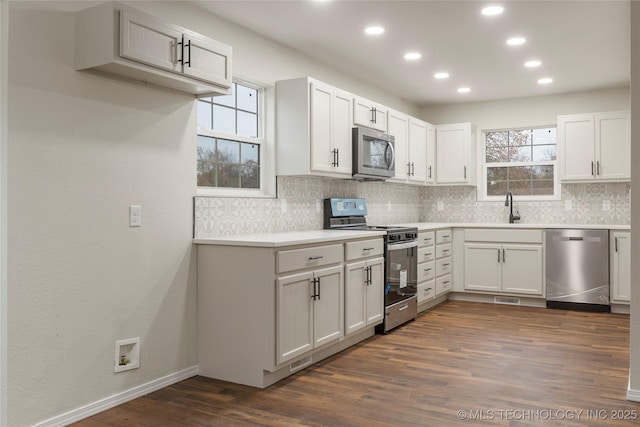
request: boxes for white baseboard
[627,386,640,402]
[34,365,199,427]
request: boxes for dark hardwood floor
[74,301,639,426]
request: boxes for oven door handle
[386,240,418,251]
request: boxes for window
[482,127,558,200]
[197,81,264,193]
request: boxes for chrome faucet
[505,191,521,223]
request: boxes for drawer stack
[416,231,436,305]
[435,229,453,296]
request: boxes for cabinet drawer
[436,274,453,295]
[345,238,384,261]
[436,257,452,276]
[277,244,344,274]
[417,280,436,303]
[436,243,452,259]
[418,246,435,263]
[436,229,452,244]
[418,231,435,247]
[418,261,436,282]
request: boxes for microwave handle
[385,140,395,169]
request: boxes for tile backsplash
[194,177,630,239]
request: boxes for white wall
[628,1,640,399]
[5,1,420,426]
[421,86,630,129]
[1,1,8,425]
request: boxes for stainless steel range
[324,198,418,332]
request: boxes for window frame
[478,125,561,202]
[196,79,274,198]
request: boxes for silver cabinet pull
[498,248,501,263]
[398,304,409,311]
[597,160,600,175]
[308,255,324,261]
[615,236,618,252]
[591,161,595,176]
[502,248,506,262]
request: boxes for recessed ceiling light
[404,52,422,60]
[525,60,542,68]
[506,37,526,46]
[457,87,471,93]
[364,26,385,35]
[538,77,553,85]
[481,5,504,16]
[434,72,450,79]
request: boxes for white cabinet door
[425,123,436,185]
[387,110,410,182]
[365,258,384,325]
[464,244,501,291]
[120,8,182,73]
[611,232,631,303]
[332,88,353,176]
[345,258,384,334]
[558,114,596,181]
[310,81,352,177]
[501,245,543,295]
[182,31,232,89]
[408,118,427,184]
[436,123,472,185]
[353,97,387,132]
[597,112,630,181]
[312,265,344,348]
[277,271,314,365]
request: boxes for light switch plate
[564,200,572,211]
[602,200,611,211]
[129,205,141,227]
[437,201,444,211]
[280,199,287,214]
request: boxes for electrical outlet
[114,337,140,373]
[387,201,391,211]
[564,200,572,211]
[437,200,444,211]
[129,205,141,227]
[280,199,287,214]
[316,199,322,213]
[602,200,611,211]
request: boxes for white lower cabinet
[463,229,544,296]
[277,265,344,365]
[345,257,384,335]
[611,231,631,304]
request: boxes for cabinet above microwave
[75,2,232,97]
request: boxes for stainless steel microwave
[352,126,395,180]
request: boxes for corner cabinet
[610,231,631,305]
[75,2,232,96]
[435,123,477,185]
[463,229,544,296]
[276,77,353,178]
[387,111,430,184]
[558,111,630,182]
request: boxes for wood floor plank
[72,301,640,426]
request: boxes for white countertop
[193,229,386,248]
[194,223,630,247]
[390,222,631,231]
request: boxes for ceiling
[195,0,630,107]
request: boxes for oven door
[385,240,418,305]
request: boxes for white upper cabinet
[276,77,353,178]
[408,118,428,184]
[387,110,410,182]
[558,111,630,182]
[76,2,232,96]
[353,96,388,132]
[435,123,477,186]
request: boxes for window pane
[487,167,508,181]
[237,111,258,138]
[508,180,532,196]
[212,105,236,134]
[197,101,212,130]
[532,180,554,195]
[217,164,241,187]
[533,128,556,145]
[512,146,532,162]
[237,85,258,113]
[241,142,259,164]
[241,165,260,189]
[533,145,556,161]
[509,130,532,147]
[213,84,236,108]
[532,165,554,180]
[486,131,509,148]
[197,161,215,187]
[486,147,508,163]
[487,180,508,196]
[217,139,240,163]
[508,166,532,181]
[197,135,215,160]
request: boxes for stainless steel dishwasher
[545,229,610,312]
